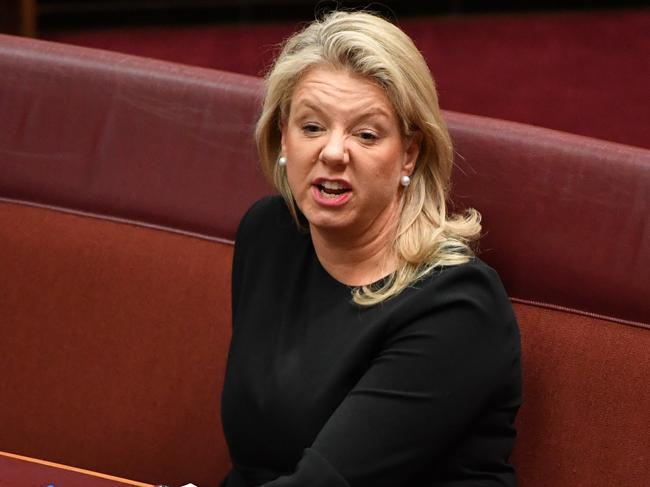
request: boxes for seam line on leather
[2,197,646,328]
[509,297,649,330]
[0,197,235,245]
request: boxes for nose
[319,130,349,166]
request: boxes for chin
[304,212,352,234]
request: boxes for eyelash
[301,123,322,135]
[357,131,378,142]
[300,124,379,143]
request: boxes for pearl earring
[400,175,411,187]
[278,156,287,167]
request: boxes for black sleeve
[231,196,277,327]
[258,263,520,486]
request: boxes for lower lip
[311,185,351,207]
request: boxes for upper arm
[262,263,521,486]
[231,196,277,322]
[314,267,519,483]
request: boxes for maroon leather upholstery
[1,202,233,486]
[1,34,649,486]
[445,112,649,326]
[2,34,647,324]
[0,33,270,243]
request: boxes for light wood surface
[0,450,154,486]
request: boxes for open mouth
[315,181,351,199]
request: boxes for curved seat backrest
[1,34,648,486]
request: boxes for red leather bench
[1,34,648,487]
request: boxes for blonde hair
[256,10,481,306]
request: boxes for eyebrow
[293,99,392,122]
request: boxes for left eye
[358,131,378,141]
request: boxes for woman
[221,10,521,487]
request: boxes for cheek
[285,165,299,191]
[286,142,316,175]
[285,158,312,198]
[370,153,404,184]
[361,156,405,202]
[360,167,400,205]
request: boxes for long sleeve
[267,265,518,486]
[221,196,521,487]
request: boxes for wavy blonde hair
[256,10,481,306]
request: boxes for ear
[402,131,422,175]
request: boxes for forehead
[289,66,397,119]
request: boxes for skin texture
[281,67,420,286]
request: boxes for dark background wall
[4,0,649,32]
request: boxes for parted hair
[256,10,481,306]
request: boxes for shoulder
[236,195,293,240]
[242,194,290,221]
[231,196,300,309]
[431,258,509,308]
[409,258,509,307]
[234,195,300,251]
[393,258,521,383]
[233,195,309,273]
[390,258,517,348]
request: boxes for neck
[310,209,400,287]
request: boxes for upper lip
[312,178,352,190]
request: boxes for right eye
[302,123,322,135]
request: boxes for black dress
[220,196,522,487]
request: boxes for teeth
[319,188,340,199]
[320,181,347,190]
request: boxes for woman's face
[281,67,419,241]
